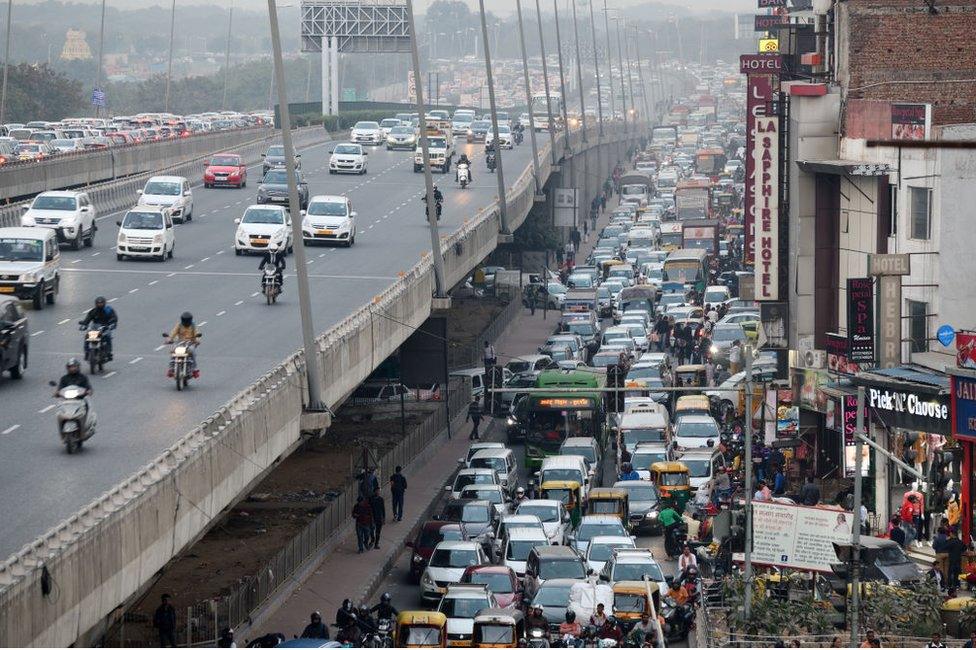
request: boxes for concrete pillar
[321,37,340,116]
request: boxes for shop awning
[855,366,949,395]
[796,159,890,177]
[820,381,858,399]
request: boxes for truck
[413,129,454,173]
[532,92,563,131]
[674,179,712,221]
[659,222,683,251]
[681,219,720,256]
[650,125,678,146]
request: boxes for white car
[386,126,416,150]
[234,205,292,255]
[350,121,383,145]
[302,194,356,247]
[502,526,550,576]
[584,535,636,575]
[516,499,571,546]
[420,541,490,604]
[20,190,96,249]
[0,227,60,309]
[116,206,175,262]
[329,143,368,175]
[485,125,513,149]
[138,175,193,223]
[379,118,401,137]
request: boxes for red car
[203,153,247,188]
[406,521,462,583]
[460,565,523,609]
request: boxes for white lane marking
[234,300,243,306]
[198,320,208,326]
[38,405,56,414]
[251,291,260,297]
[306,260,313,265]
[30,330,44,337]
[129,357,143,365]
[216,310,226,316]
[369,224,375,229]
[108,297,118,302]
[148,280,158,286]
[155,344,167,351]
[63,267,395,280]
[103,371,117,378]
[71,259,82,264]
[129,288,139,294]
[318,253,326,258]
[200,257,210,262]
[166,273,176,278]
[91,252,101,257]
[184,264,195,270]
[58,318,70,325]
[2,425,20,435]
[216,250,225,255]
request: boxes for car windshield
[33,195,76,210]
[677,420,719,438]
[242,208,284,224]
[461,504,490,523]
[407,628,440,645]
[391,127,413,135]
[614,594,645,613]
[876,546,911,566]
[567,323,596,337]
[461,488,503,505]
[704,291,726,303]
[455,473,495,491]
[660,294,685,305]
[472,121,490,130]
[0,238,43,261]
[623,429,666,445]
[381,120,400,127]
[577,523,627,541]
[592,352,622,366]
[51,139,75,147]
[430,548,480,568]
[683,459,711,478]
[440,597,488,619]
[659,472,687,486]
[418,527,446,548]
[210,155,239,166]
[468,572,513,593]
[518,504,560,523]
[354,121,379,129]
[476,626,513,644]
[535,584,573,607]
[541,469,582,483]
[122,211,164,229]
[589,542,633,562]
[506,540,540,561]
[144,181,181,196]
[540,559,586,580]
[334,144,361,155]
[266,146,284,156]
[613,561,664,582]
[620,485,658,503]
[561,446,596,463]
[712,326,744,342]
[306,201,347,217]
[263,171,288,184]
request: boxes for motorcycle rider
[80,296,117,360]
[618,461,640,482]
[300,612,329,640]
[514,486,528,504]
[456,153,473,184]
[335,599,357,630]
[558,610,582,641]
[369,592,398,622]
[658,501,682,557]
[165,311,201,378]
[422,184,444,220]
[258,247,286,294]
[526,604,549,638]
[666,578,690,606]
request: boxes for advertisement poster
[826,332,864,375]
[798,368,829,413]
[553,188,578,227]
[777,389,798,437]
[957,332,976,370]
[842,394,870,477]
[750,502,853,572]
[847,278,875,363]
[754,116,780,300]
[891,103,929,141]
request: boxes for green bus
[516,370,607,470]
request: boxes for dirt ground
[111,297,503,646]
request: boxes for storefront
[854,367,951,530]
[950,368,976,543]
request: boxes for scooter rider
[422,184,444,220]
[56,358,92,394]
[456,154,473,184]
[165,312,201,378]
[526,605,549,638]
[80,296,117,360]
[258,248,286,293]
[369,593,398,621]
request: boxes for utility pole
[586,0,604,137]
[165,0,177,112]
[552,0,572,153]
[622,19,636,125]
[850,385,866,646]
[0,0,10,127]
[601,0,615,124]
[743,347,755,619]
[515,0,541,193]
[632,27,651,131]
[405,0,447,297]
[266,0,326,411]
[93,0,106,117]
[569,0,587,140]
[222,0,233,110]
[478,0,509,234]
[611,14,627,132]
[534,0,558,166]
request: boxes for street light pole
[610,14,627,133]
[621,19,636,127]
[405,0,447,297]
[632,26,650,130]
[850,385,866,646]
[515,0,542,193]
[601,0,615,125]
[478,0,510,234]
[551,0,572,153]
[222,0,233,110]
[0,0,10,126]
[266,0,326,411]
[743,347,755,619]
[569,0,587,140]
[165,0,177,112]
[93,0,106,117]
[586,0,604,137]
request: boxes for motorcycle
[514,129,524,145]
[457,164,470,189]
[163,332,201,391]
[421,195,442,221]
[262,264,281,305]
[660,596,694,643]
[80,323,111,374]
[362,618,394,648]
[526,627,550,647]
[486,152,497,173]
[665,521,689,559]
[48,381,96,454]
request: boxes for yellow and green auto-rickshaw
[674,395,711,419]
[673,364,707,389]
[397,611,448,647]
[471,608,525,647]
[612,581,661,631]
[586,488,630,528]
[541,480,584,529]
[650,461,691,510]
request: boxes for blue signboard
[952,375,976,441]
[938,324,956,347]
[91,88,106,108]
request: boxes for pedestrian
[358,467,378,500]
[570,227,581,253]
[889,515,906,548]
[153,593,178,648]
[390,465,407,522]
[564,240,575,264]
[927,632,947,648]
[582,218,589,242]
[217,628,236,648]
[590,207,598,233]
[945,529,968,590]
[729,340,743,374]
[483,341,496,369]
[369,487,386,549]
[963,630,976,648]
[466,398,483,440]
[353,494,373,553]
[900,495,918,546]
[705,358,716,387]
[599,194,606,213]
[772,465,786,496]
[799,475,820,506]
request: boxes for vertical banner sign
[846,278,875,363]
[740,56,779,266]
[553,188,578,227]
[754,115,779,300]
[869,254,911,369]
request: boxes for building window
[908,300,929,353]
[888,183,897,236]
[909,186,931,240]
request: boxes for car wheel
[235,248,242,256]
[84,225,95,247]
[46,277,57,305]
[32,282,44,310]
[168,245,174,259]
[329,169,336,175]
[204,182,210,189]
[9,345,26,379]
[116,253,124,261]
[72,229,83,250]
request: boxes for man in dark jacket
[467,398,483,440]
[799,476,820,506]
[353,495,373,553]
[370,488,386,549]
[390,466,407,522]
[301,611,329,640]
[945,529,968,590]
[154,593,177,647]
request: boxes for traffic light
[606,364,625,413]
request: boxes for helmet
[533,604,544,614]
[66,358,81,373]
[516,487,525,495]
[342,598,353,610]
[380,592,391,604]
[311,611,322,622]
[94,296,106,307]
[622,462,632,473]
[565,610,576,623]
[180,312,193,326]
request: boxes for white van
[116,207,175,261]
[450,366,514,399]
[138,175,193,223]
[676,448,727,490]
[539,455,591,490]
[0,227,60,309]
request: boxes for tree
[3,63,87,122]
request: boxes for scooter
[660,596,694,643]
[457,164,470,189]
[486,151,497,173]
[80,323,111,374]
[48,381,96,454]
[162,332,201,390]
[261,264,281,305]
[362,618,394,648]
[514,129,524,145]
[665,521,689,559]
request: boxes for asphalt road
[0,132,549,558]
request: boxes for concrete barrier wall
[0,124,645,648]
[0,127,286,202]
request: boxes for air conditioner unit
[799,349,826,369]
[798,336,815,356]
